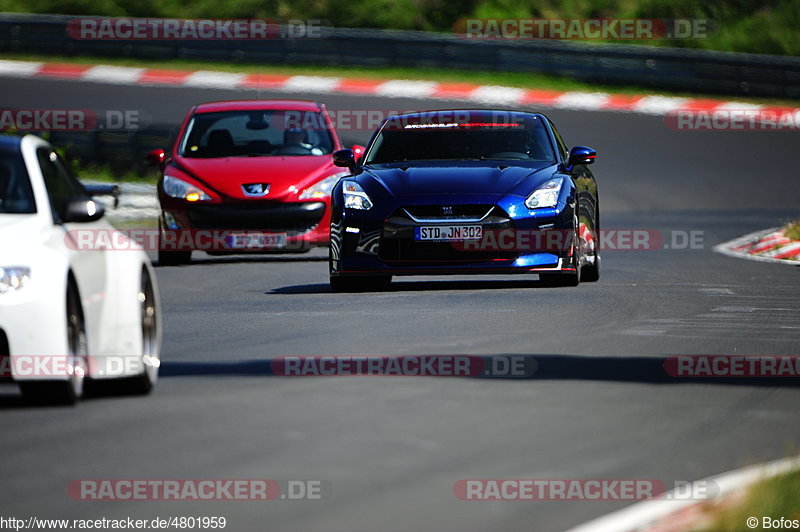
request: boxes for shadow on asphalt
[156,355,800,388]
[0,380,160,409]
[0,385,30,409]
[0,355,800,410]
[2,354,795,409]
[154,253,327,268]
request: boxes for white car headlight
[163,174,212,202]
[299,172,348,200]
[343,181,373,211]
[0,266,30,294]
[525,178,564,209]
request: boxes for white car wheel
[19,279,87,405]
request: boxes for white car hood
[0,214,50,261]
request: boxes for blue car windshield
[364,112,556,164]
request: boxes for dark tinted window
[0,149,36,214]
[180,110,334,158]
[37,148,83,221]
[364,112,556,164]
[0,150,36,214]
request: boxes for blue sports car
[328,110,599,291]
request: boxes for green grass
[5,52,800,107]
[783,220,800,241]
[695,468,800,532]
[4,0,800,55]
[40,136,160,184]
[77,164,158,184]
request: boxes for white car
[0,134,161,404]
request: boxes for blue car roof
[0,134,22,152]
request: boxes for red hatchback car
[149,100,362,265]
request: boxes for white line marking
[633,96,689,115]
[83,65,145,84]
[282,76,341,93]
[375,80,438,98]
[0,60,43,77]
[468,85,527,105]
[556,92,610,110]
[714,101,762,111]
[183,70,246,88]
[699,288,734,295]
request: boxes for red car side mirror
[146,148,166,170]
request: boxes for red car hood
[174,155,338,200]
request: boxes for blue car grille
[379,205,516,262]
[401,204,494,222]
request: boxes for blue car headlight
[343,181,373,211]
[525,178,563,209]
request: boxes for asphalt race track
[1,76,799,532]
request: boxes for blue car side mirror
[567,146,597,166]
[333,149,357,172]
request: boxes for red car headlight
[163,174,213,202]
[298,172,348,200]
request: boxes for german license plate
[414,225,483,241]
[227,232,287,249]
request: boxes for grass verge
[78,164,158,184]
[695,468,800,531]
[783,220,800,241]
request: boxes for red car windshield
[179,110,335,158]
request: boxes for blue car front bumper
[330,197,579,277]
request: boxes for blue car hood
[361,162,556,201]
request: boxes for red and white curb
[1,59,799,116]
[714,227,800,265]
[566,455,800,532]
